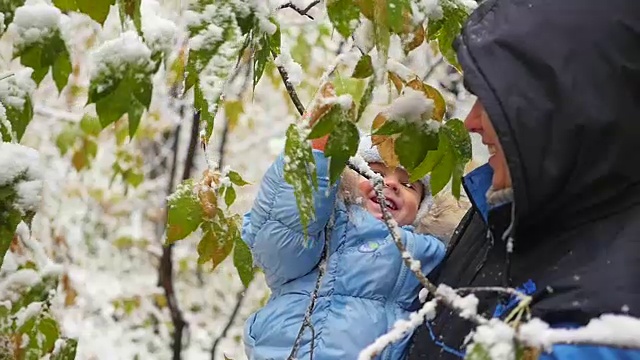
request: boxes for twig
[159,110,200,360]
[288,216,332,360]
[456,286,529,301]
[277,0,321,20]
[272,50,306,116]
[422,56,444,81]
[210,288,247,360]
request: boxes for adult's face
[464,100,512,190]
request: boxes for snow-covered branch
[276,0,322,20]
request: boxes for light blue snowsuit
[242,150,446,360]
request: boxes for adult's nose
[464,100,484,134]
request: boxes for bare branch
[210,289,247,360]
[277,0,322,20]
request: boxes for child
[241,133,460,360]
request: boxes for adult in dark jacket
[407,0,640,359]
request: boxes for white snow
[0,143,42,186]
[274,52,303,86]
[14,302,43,327]
[358,299,438,360]
[470,319,516,360]
[353,19,375,54]
[436,284,479,319]
[387,59,415,82]
[519,315,640,351]
[9,0,63,48]
[0,143,43,214]
[141,0,177,55]
[90,31,153,80]
[383,87,435,122]
[0,68,36,110]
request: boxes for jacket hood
[454,0,640,234]
[339,169,470,241]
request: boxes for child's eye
[402,182,415,190]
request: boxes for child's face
[357,162,424,226]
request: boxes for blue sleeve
[540,345,640,360]
[241,150,338,289]
[409,232,446,277]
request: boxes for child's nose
[384,177,400,193]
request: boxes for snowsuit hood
[242,151,447,360]
[455,0,640,239]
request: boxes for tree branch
[210,288,246,360]
[277,0,321,20]
[159,110,200,360]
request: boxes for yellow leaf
[388,71,405,93]
[224,100,244,131]
[406,78,447,121]
[402,25,426,54]
[371,113,399,168]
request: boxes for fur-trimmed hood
[338,168,470,243]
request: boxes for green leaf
[124,170,144,187]
[77,0,115,25]
[427,5,469,70]
[269,24,281,55]
[430,148,454,195]
[224,186,236,207]
[51,339,78,360]
[442,119,472,163]
[386,0,409,34]
[52,48,72,93]
[451,163,464,199]
[283,124,317,238]
[373,119,404,135]
[356,79,375,122]
[119,0,142,34]
[38,316,60,353]
[325,120,360,184]
[465,344,492,360]
[0,195,21,269]
[233,234,254,287]
[198,221,234,270]
[127,99,145,138]
[228,171,249,186]
[166,180,204,244]
[334,73,365,102]
[253,34,270,90]
[56,125,80,155]
[352,54,374,78]
[327,0,360,38]
[306,106,341,140]
[2,87,34,142]
[53,0,77,11]
[80,115,102,136]
[395,123,439,171]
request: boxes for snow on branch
[358,299,438,360]
[276,0,322,20]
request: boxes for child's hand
[306,82,336,152]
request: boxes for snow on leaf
[50,338,78,360]
[283,124,317,239]
[326,0,360,38]
[426,3,471,71]
[325,120,359,185]
[0,69,35,141]
[9,0,72,91]
[166,180,204,244]
[87,31,153,135]
[76,0,114,25]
